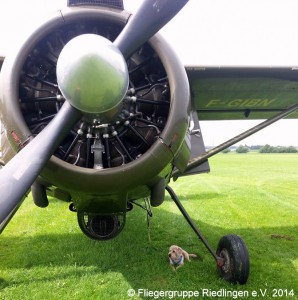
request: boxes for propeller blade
[0,102,81,224]
[114,0,188,59]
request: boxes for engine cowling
[0,7,190,214]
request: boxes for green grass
[0,153,297,299]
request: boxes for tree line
[222,144,297,153]
[258,144,297,153]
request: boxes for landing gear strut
[166,186,250,284]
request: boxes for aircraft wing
[187,66,298,120]
[2,56,297,121]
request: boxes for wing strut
[173,103,298,178]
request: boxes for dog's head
[168,245,183,260]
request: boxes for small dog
[168,245,197,271]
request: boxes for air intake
[67,0,123,9]
[78,213,126,240]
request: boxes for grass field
[0,153,297,299]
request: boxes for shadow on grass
[0,200,297,296]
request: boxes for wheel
[216,234,250,284]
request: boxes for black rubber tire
[216,234,250,284]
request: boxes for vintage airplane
[0,0,297,285]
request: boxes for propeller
[0,0,189,225]
[0,103,81,223]
[114,0,189,59]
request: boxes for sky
[0,0,297,146]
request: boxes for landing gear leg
[166,185,250,284]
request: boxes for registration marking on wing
[205,98,277,108]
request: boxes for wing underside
[187,67,298,120]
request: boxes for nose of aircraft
[56,34,129,114]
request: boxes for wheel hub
[219,248,231,273]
